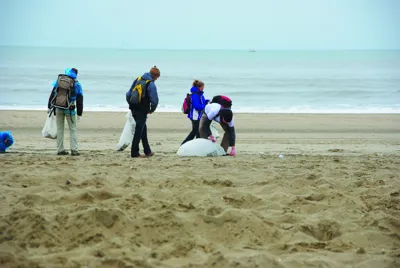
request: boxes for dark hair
[220,108,233,123]
[193,79,204,88]
[71,68,78,75]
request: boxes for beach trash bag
[177,138,226,157]
[42,114,57,139]
[210,122,220,141]
[116,112,136,151]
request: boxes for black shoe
[71,150,80,156]
[57,151,69,155]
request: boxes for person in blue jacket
[181,80,209,145]
[0,131,14,153]
[126,66,160,158]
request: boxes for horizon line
[1,44,399,51]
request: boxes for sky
[1,0,399,50]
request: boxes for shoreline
[1,108,400,115]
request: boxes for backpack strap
[48,107,55,117]
[143,79,153,97]
[131,76,152,89]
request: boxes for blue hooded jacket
[0,131,14,152]
[188,86,207,120]
[49,68,83,115]
[126,72,159,113]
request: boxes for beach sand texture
[0,111,399,268]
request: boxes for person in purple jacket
[181,80,209,145]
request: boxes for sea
[1,46,399,113]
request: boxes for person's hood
[1,131,13,147]
[65,68,77,79]
[141,72,154,81]
[190,86,204,95]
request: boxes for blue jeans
[130,111,151,157]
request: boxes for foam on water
[1,47,399,114]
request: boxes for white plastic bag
[177,138,226,157]
[42,114,57,139]
[210,122,220,141]
[116,112,136,151]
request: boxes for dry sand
[0,110,399,268]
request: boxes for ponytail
[192,79,204,88]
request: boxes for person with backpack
[181,80,209,145]
[126,66,160,158]
[199,95,236,156]
[47,68,83,156]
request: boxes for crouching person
[199,101,236,156]
[0,131,14,153]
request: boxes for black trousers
[130,110,151,157]
[181,120,200,145]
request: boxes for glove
[229,146,236,156]
[208,135,216,143]
[205,99,210,105]
[47,108,51,114]
[77,116,82,123]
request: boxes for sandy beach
[0,110,399,268]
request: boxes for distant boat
[249,49,256,52]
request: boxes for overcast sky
[1,0,399,50]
